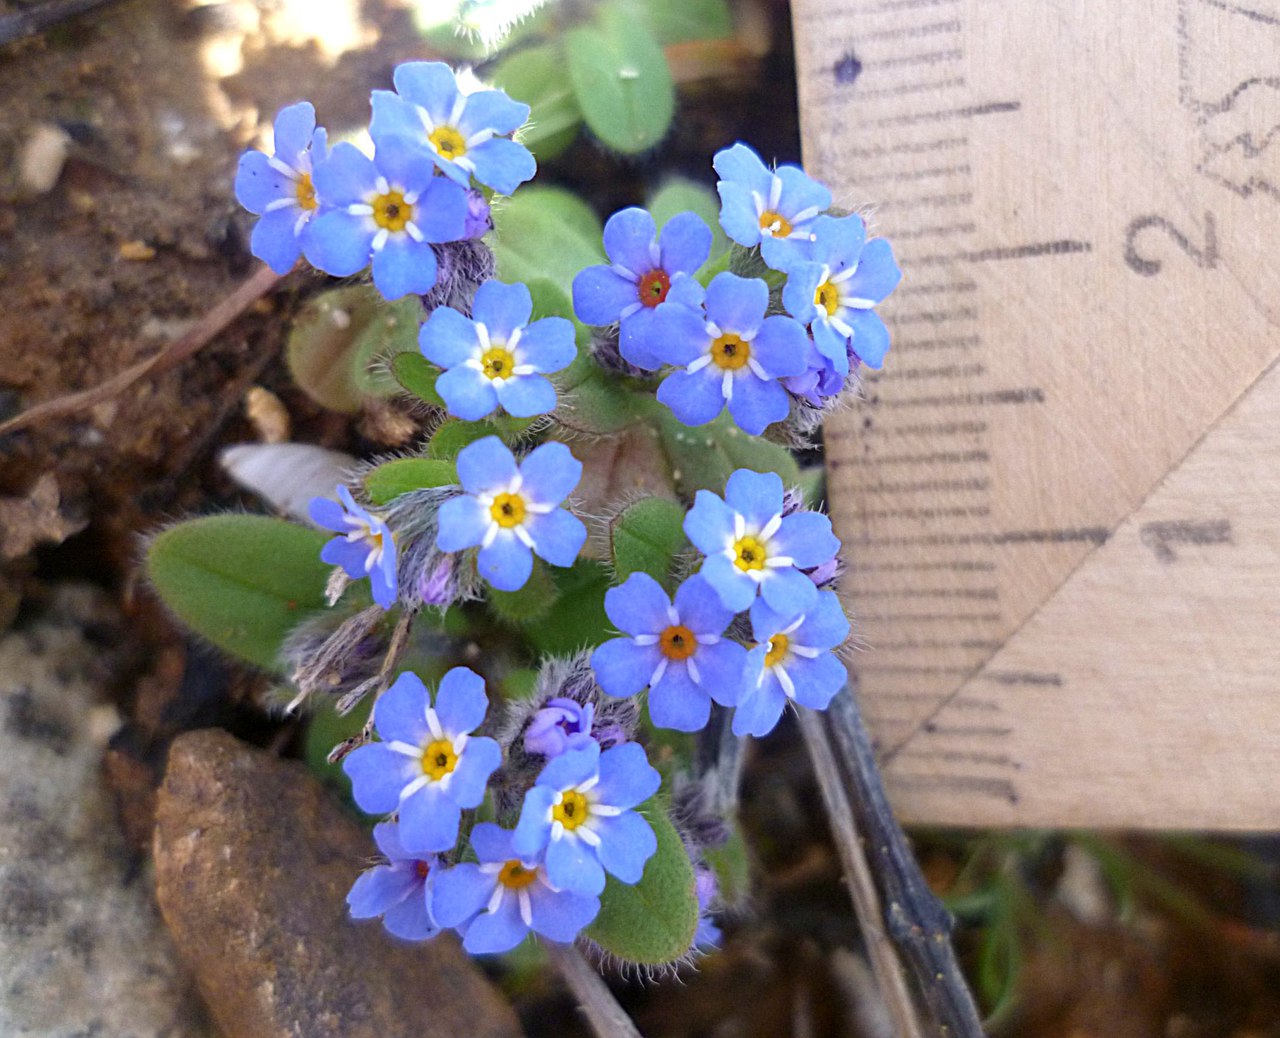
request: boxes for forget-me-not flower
[347,821,442,941]
[431,823,601,954]
[304,136,468,300]
[713,142,831,272]
[513,741,661,896]
[524,697,597,758]
[234,102,328,275]
[782,214,901,373]
[310,485,398,609]
[420,279,576,420]
[591,573,747,732]
[648,273,807,435]
[684,468,840,615]
[343,668,502,853]
[370,61,536,195]
[734,591,850,737]
[572,207,712,369]
[436,437,587,592]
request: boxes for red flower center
[638,268,671,308]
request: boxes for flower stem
[546,943,644,1038]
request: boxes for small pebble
[119,240,157,261]
[18,123,72,194]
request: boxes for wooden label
[795,0,1280,828]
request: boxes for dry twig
[546,943,645,1038]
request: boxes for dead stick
[0,264,281,438]
[545,943,644,1038]
[797,707,928,1038]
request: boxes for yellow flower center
[733,535,767,572]
[764,632,790,668]
[758,209,792,238]
[372,190,412,232]
[430,125,468,160]
[420,738,458,781]
[710,333,750,371]
[638,268,671,308]
[490,492,526,528]
[815,280,841,317]
[659,624,697,661]
[295,172,317,211]
[481,346,516,381]
[498,860,539,890]
[553,790,590,831]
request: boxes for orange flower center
[764,632,790,668]
[710,333,750,371]
[295,172,317,211]
[638,268,671,308]
[498,860,539,890]
[659,624,697,661]
[758,209,792,238]
[372,190,412,232]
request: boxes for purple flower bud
[464,189,492,240]
[804,555,843,590]
[693,864,722,948]
[523,697,597,757]
[416,556,455,606]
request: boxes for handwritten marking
[1123,212,1218,276]
[964,239,1092,262]
[874,100,1020,127]
[874,387,1045,408]
[860,18,963,43]
[834,50,863,84]
[890,773,1019,804]
[979,671,1063,687]
[1138,518,1232,562]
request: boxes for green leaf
[408,0,552,58]
[364,458,457,505]
[643,0,733,43]
[586,800,698,965]
[656,411,800,496]
[428,419,495,459]
[524,561,613,656]
[287,286,421,413]
[391,351,445,409]
[488,560,559,625]
[564,4,675,154]
[526,277,578,325]
[490,42,582,160]
[648,176,730,259]
[493,186,604,297]
[610,498,687,584]
[146,516,331,672]
[555,365,647,435]
[704,823,750,906]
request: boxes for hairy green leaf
[364,458,457,505]
[643,0,733,43]
[428,419,495,459]
[611,498,687,585]
[493,187,604,297]
[649,176,730,258]
[391,351,445,409]
[657,411,800,495]
[490,42,582,159]
[488,560,559,624]
[524,561,613,656]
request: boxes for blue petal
[716,181,762,247]
[437,365,498,420]
[412,178,469,243]
[724,469,784,527]
[848,309,891,369]
[812,320,852,375]
[478,534,534,591]
[455,436,517,493]
[373,134,439,196]
[727,374,789,435]
[459,89,530,137]
[649,301,710,367]
[847,237,902,303]
[496,374,555,418]
[393,61,458,120]
[373,671,431,745]
[573,265,640,327]
[399,785,463,853]
[648,664,711,732]
[369,90,423,145]
[433,666,488,734]
[343,744,414,814]
[713,143,773,195]
[683,490,736,555]
[618,308,661,369]
[596,742,661,810]
[693,639,749,707]
[593,811,657,884]
[473,279,532,341]
[782,262,825,324]
[466,136,537,195]
[382,887,439,940]
[675,574,735,636]
[731,678,788,737]
[797,591,852,648]
[657,370,725,427]
[808,214,866,269]
[463,896,529,954]
[372,236,438,300]
[272,101,317,164]
[513,784,558,857]
[699,554,757,612]
[546,833,606,896]
[659,210,713,275]
[431,863,496,928]
[321,536,370,577]
[301,210,373,278]
[234,150,290,214]
[705,273,767,337]
[470,822,518,863]
[528,887,600,942]
[537,742,601,790]
[518,440,582,507]
[436,494,489,552]
[602,207,657,274]
[604,572,670,635]
[774,164,831,222]
[776,511,839,569]
[750,315,810,378]
[760,235,814,274]
[759,565,819,617]
[372,820,415,862]
[312,141,376,205]
[526,509,586,568]
[308,495,345,531]
[347,863,419,918]
[419,305,479,367]
[591,637,661,698]
[448,737,501,808]
[249,208,303,274]
[517,317,576,373]
[786,651,848,710]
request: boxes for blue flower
[310,485,398,609]
[347,821,441,941]
[648,273,807,435]
[234,102,328,275]
[343,668,503,853]
[420,280,576,420]
[713,142,831,273]
[436,437,587,592]
[782,214,901,373]
[781,334,848,406]
[431,823,600,954]
[684,468,840,615]
[304,136,468,300]
[572,207,712,369]
[370,61,535,195]
[733,591,850,737]
[512,741,661,896]
[524,697,597,758]
[591,574,748,732]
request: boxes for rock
[0,589,213,1038]
[154,729,525,1038]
